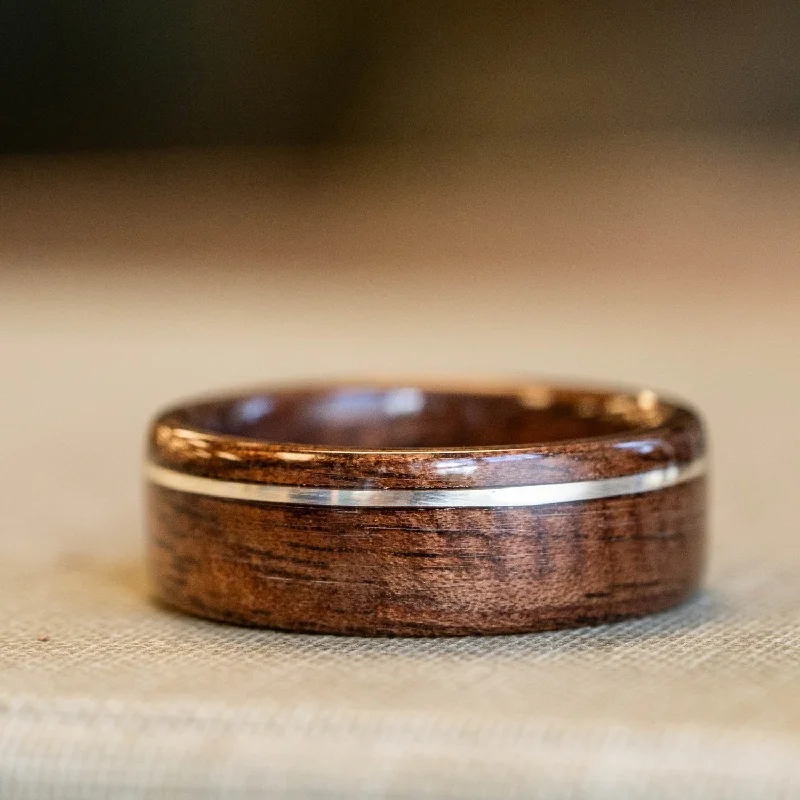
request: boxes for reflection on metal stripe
[145,457,706,509]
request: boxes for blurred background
[3,1,800,150]
[2,0,799,560]
[2,4,800,796]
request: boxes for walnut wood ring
[146,380,707,636]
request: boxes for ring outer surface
[146,382,707,636]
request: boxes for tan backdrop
[1,137,799,796]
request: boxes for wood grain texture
[146,381,707,635]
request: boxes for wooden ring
[146,380,707,636]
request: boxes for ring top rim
[150,379,694,453]
[146,380,705,490]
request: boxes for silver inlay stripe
[146,456,706,509]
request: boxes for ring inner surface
[182,386,670,449]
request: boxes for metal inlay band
[146,456,706,509]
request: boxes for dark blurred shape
[2,1,800,152]
[0,1,374,150]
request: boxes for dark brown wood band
[146,380,707,636]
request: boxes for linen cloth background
[1,138,799,798]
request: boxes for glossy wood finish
[146,381,707,635]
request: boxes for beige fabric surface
[1,140,799,798]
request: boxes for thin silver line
[145,456,706,509]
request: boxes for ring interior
[179,386,672,449]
